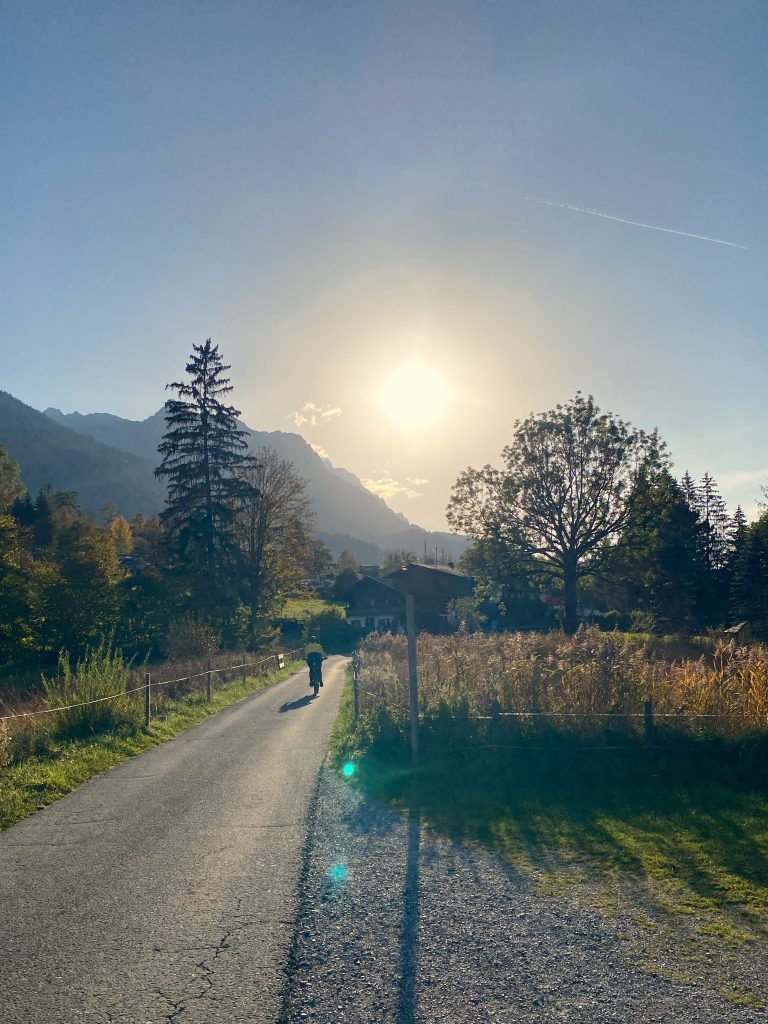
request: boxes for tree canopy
[447,393,666,633]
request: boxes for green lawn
[0,659,300,831]
[332,675,768,1003]
[281,596,345,619]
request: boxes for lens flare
[342,761,356,777]
[327,863,348,882]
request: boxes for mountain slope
[44,406,415,542]
[0,392,165,517]
[39,403,469,557]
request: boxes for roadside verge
[0,657,302,830]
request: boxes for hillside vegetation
[0,391,164,517]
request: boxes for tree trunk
[563,553,579,634]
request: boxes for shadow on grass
[355,730,768,919]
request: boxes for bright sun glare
[375,357,452,432]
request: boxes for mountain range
[0,390,466,562]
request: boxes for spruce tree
[730,505,748,550]
[11,492,35,528]
[699,472,731,572]
[610,471,700,632]
[680,470,699,510]
[33,488,55,551]
[156,339,255,614]
[731,511,768,639]
[678,471,732,627]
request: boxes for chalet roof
[381,561,469,579]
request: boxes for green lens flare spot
[342,762,356,777]
[327,863,348,882]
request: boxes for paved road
[0,656,347,1024]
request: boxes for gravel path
[282,766,767,1023]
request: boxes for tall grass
[357,629,768,747]
[43,641,141,735]
[2,647,294,767]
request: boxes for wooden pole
[242,660,247,686]
[353,651,360,723]
[206,658,212,703]
[644,699,655,749]
[144,672,151,728]
[406,594,419,762]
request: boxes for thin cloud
[291,402,343,429]
[363,475,424,501]
[404,171,748,250]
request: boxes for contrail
[405,171,748,251]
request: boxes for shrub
[302,608,353,651]
[164,615,220,661]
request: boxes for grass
[281,596,345,620]
[0,659,300,831]
[332,669,768,1000]
[357,630,768,742]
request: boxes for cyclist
[305,637,326,694]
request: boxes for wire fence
[350,633,768,755]
[0,648,304,726]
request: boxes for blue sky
[2,0,766,528]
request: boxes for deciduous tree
[447,393,665,633]
[235,447,315,630]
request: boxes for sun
[375,357,452,432]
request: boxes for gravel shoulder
[283,766,768,1023]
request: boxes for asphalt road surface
[0,656,347,1024]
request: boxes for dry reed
[357,629,768,745]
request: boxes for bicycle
[307,651,324,698]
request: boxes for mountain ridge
[38,402,468,559]
[0,392,165,517]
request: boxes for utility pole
[405,594,419,762]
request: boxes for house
[346,562,474,633]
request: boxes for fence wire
[0,649,304,723]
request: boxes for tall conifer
[156,339,255,613]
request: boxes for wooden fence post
[206,658,212,703]
[144,672,151,728]
[490,698,502,746]
[242,660,247,686]
[406,594,419,763]
[644,699,655,749]
[353,651,360,722]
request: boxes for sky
[2,0,767,530]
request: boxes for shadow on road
[279,695,314,713]
[397,808,421,1024]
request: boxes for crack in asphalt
[154,897,250,1020]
